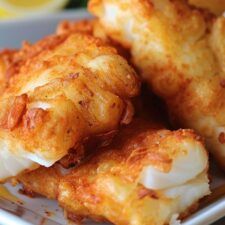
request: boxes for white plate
[0,9,225,225]
[0,9,90,48]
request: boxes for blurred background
[66,0,88,8]
[0,0,88,20]
[0,0,90,48]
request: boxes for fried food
[0,49,17,93]
[188,0,225,15]
[89,0,225,169]
[59,119,209,225]
[16,118,209,225]
[0,36,68,83]
[0,32,140,181]
[56,19,131,60]
[56,19,114,42]
[15,164,62,199]
[57,19,96,35]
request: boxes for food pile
[0,0,224,224]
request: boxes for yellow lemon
[0,0,69,19]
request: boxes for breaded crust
[56,19,131,60]
[15,164,61,199]
[0,49,17,93]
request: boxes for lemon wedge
[0,0,69,19]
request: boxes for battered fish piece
[189,0,225,15]
[0,32,140,181]
[16,118,209,225]
[89,0,225,169]
[59,119,209,225]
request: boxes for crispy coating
[16,118,209,225]
[57,19,111,43]
[188,0,225,15]
[16,164,62,199]
[0,36,67,84]
[0,32,140,179]
[0,49,17,93]
[89,0,225,169]
[0,35,79,95]
[56,19,131,60]
[57,19,96,35]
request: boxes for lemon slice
[0,0,69,19]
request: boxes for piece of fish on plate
[89,0,225,170]
[15,117,210,225]
[0,32,140,181]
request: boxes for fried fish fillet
[188,0,225,15]
[0,32,140,181]
[59,119,209,225]
[89,0,225,169]
[16,118,209,225]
